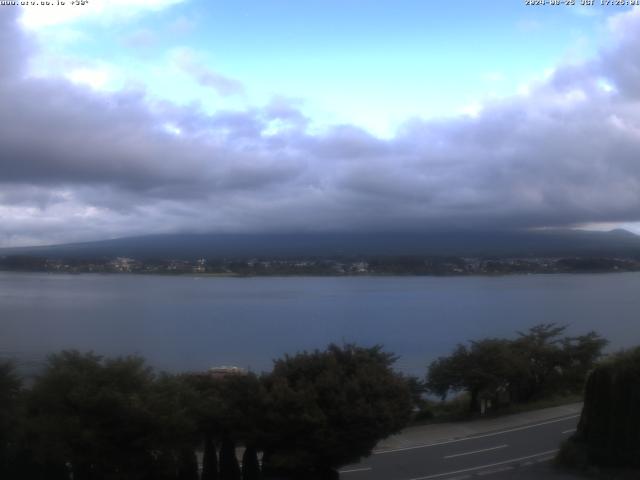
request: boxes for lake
[1,272,639,376]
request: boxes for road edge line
[408,449,559,480]
[374,414,579,455]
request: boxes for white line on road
[339,467,372,474]
[562,428,576,434]
[374,415,579,455]
[534,456,556,463]
[477,466,514,476]
[443,444,508,459]
[407,449,559,480]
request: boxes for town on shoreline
[2,254,640,276]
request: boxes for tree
[177,448,199,480]
[242,445,261,480]
[185,371,265,479]
[25,351,161,479]
[146,373,201,477]
[426,344,468,401]
[510,323,568,402]
[560,331,609,392]
[219,436,241,480]
[427,339,516,413]
[215,373,266,447]
[201,433,219,480]
[0,361,21,476]
[559,347,640,469]
[427,325,608,413]
[261,344,412,478]
[405,375,428,410]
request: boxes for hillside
[2,229,640,261]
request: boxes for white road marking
[374,415,579,455]
[477,466,514,476]
[339,467,372,474]
[534,456,555,463]
[562,428,576,434]
[407,449,559,480]
[444,444,508,459]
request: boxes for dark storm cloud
[2,8,640,246]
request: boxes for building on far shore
[208,365,247,378]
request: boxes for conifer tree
[202,433,219,480]
[219,436,241,480]
[177,448,199,480]
[241,445,261,480]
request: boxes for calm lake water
[1,272,639,376]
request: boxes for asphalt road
[339,414,581,480]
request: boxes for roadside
[411,394,583,427]
[374,402,583,453]
[339,403,584,479]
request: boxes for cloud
[66,65,114,89]
[171,48,245,97]
[599,9,640,99]
[20,0,186,28]
[121,28,157,49]
[0,7,29,78]
[168,15,195,35]
[2,8,640,246]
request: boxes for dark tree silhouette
[177,448,199,480]
[202,433,219,480]
[261,344,411,477]
[242,445,261,480]
[0,361,20,477]
[219,436,241,480]
[1,344,412,480]
[560,347,640,468]
[427,324,608,413]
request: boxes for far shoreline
[1,268,639,278]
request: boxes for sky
[1,1,640,246]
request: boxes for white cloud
[459,102,483,118]
[170,47,245,97]
[20,0,185,29]
[597,78,616,93]
[66,66,112,90]
[162,122,182,136]
[27,52,125,91]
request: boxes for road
[339,414,582,480]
